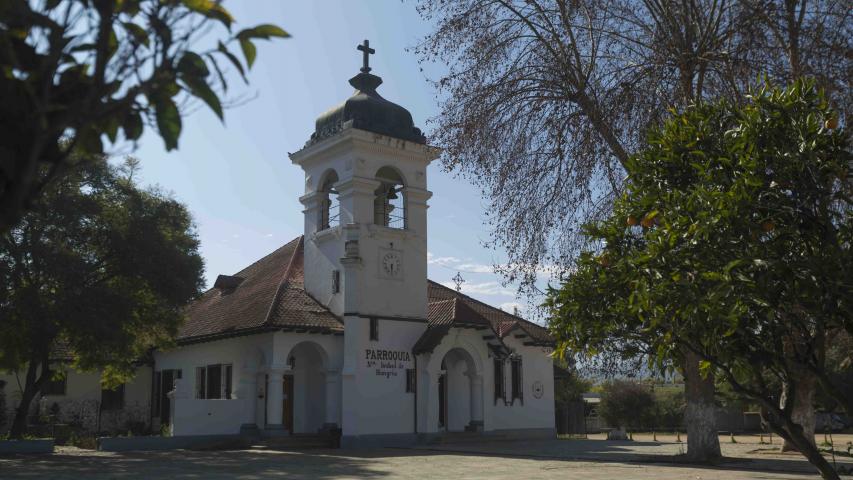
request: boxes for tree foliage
[0,0,289,233]
[416,0,851,292]
[0,154,205,438]
[545,79,852,478]
[555,365,593,404]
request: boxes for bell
[386,186,399,200]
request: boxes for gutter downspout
[413,355,418,435]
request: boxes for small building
[152,43,557,447]
[0,347,152,436]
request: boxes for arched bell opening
[318,170,340,231]
[373,166,406,229]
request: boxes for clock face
[381,252,402,277]
[532,381,544,399]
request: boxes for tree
[0,155,205,439]
[416,0,850,292]
[545,79,852,479]
[416,0,851,460]
[0,0,289,233]
[816,331,853,414]
[598,380,656,437]
[555,364,593,404]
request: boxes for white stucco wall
[416,327,555,435]
[156,331,345,436]
[486,336,556,432]
[169,378,253,436]
[342,317,423,436]
[154,333,275,434]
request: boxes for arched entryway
[284,341,327,433]
[438,347,484,432]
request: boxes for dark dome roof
[308,72,426,146]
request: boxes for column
[324,369,341,429]
[265,367,286,430]
[416,358,434,433]
[469,373,484,432]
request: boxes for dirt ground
[0,434,850,479]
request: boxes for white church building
[153,42,556,447]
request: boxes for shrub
[653,388,685,430]
[598,380,656,430]
[68,431,97,450]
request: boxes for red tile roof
[427,281,553,345]
[177,236,553,348]
[178,237,341,343]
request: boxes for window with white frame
[195,364,233,399]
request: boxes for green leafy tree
[546,79,851,479]
[0,0,289,232]
[0,155,205,439]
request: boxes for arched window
[373,167,405,229]
[319,170,339,231]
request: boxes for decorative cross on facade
[452,271,465,292]
[357,39,375,73]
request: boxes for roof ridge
[234,236,301,278]
[428,279,542,328]
[192,237,302,299]
[262,235,304,327]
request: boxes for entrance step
[252,433,337,450]
[427,432,509,445]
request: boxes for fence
[556,401,586,435]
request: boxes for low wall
[0,439,54,454]
[98,435,249,452]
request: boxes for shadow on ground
[1,440,851,479]
[403,438,853,478]
[0,449,396,480]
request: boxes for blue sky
[129,1,549,318]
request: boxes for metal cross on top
[452,271,465,292]
[357,39,375,73]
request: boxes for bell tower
[290,39,436,319]
[289,41,437,441]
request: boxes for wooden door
[160,370,174,425]
[283,375,294,434]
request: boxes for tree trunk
[683,351,721,462]
[8,361,41,439]
[769,410,840,480]
[781,373,817,453]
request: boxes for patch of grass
[1,433,42,441]
[68,432,97,450]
